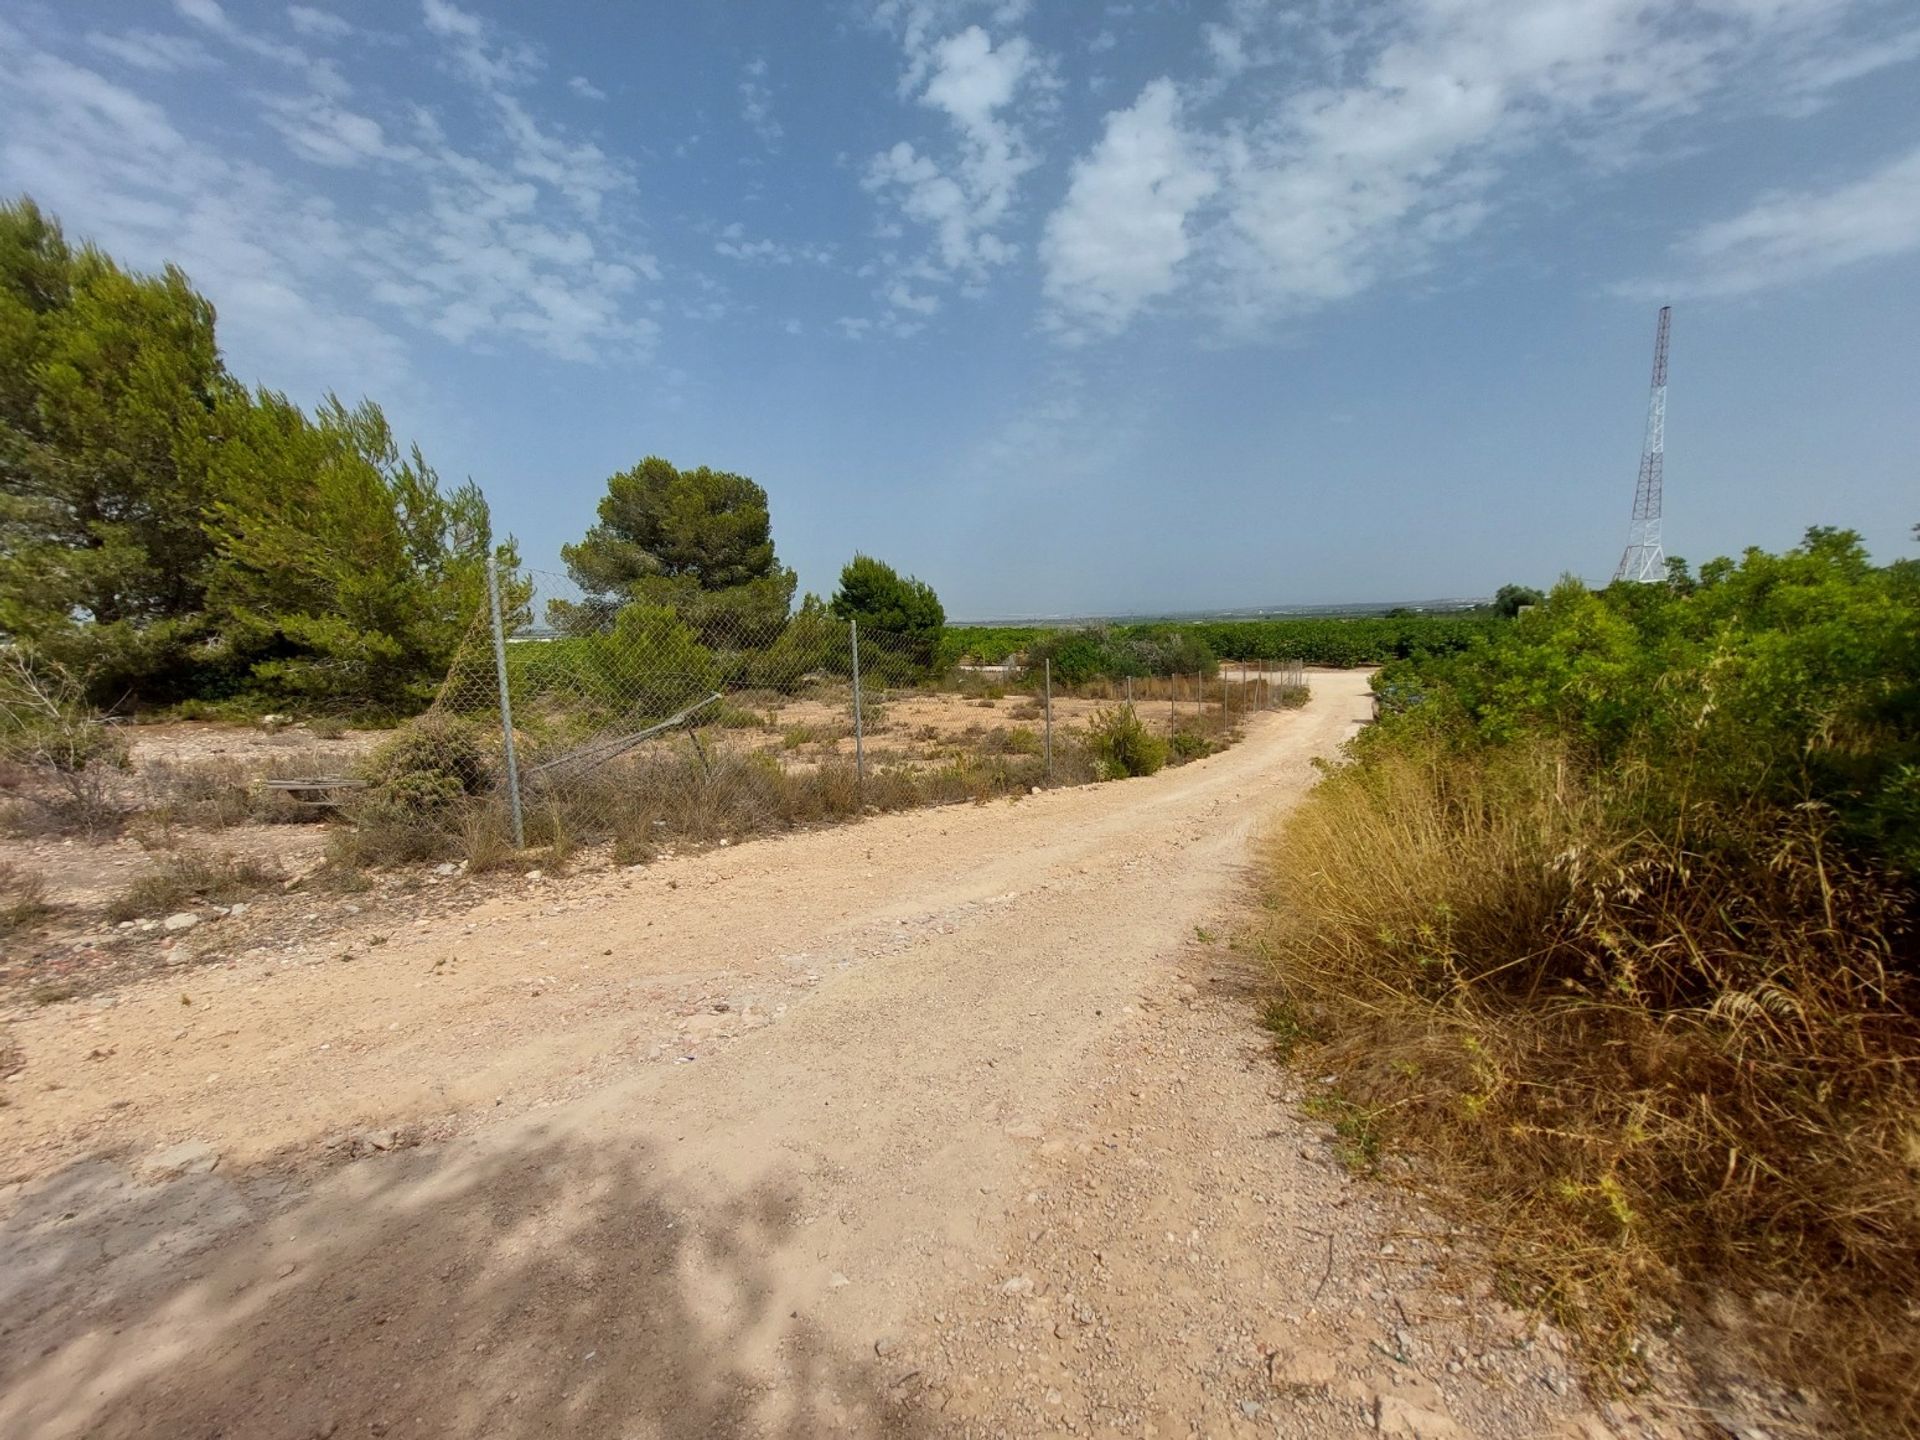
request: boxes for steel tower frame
[1613,305,1671,583]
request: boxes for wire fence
[351,566,1308,862]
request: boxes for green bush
[1085,704,1168,778]
[362,713,493,805]
[1262,526,1920,1434]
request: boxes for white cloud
[421,0,540,89]
[712,222,835,266]
[0,42,409,398]
[174,0,308,68]
[1042,79,1216,336]
[1042,0,1919,338]
[567,74,607,102]
[739,57,781,145]
[1641,143,1920,297]
[265,94,423,167]
[85,30,220,74]
[864,17,1049,318]
[0,8,659,378]
[287,6,354,42]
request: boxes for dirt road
[0,671,1648,1439]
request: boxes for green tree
[830,553,945,672]
[557,456,796,644]
[0,196,229,701]
[1490,584,1544,618]
[203,392,509,711]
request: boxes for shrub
[0,864,55,935]
[0,649,131,835]
[1084,705,1167,779]
[108,850,281,920]
[1168,725,1215,762]
[1260,528,1920,1434]
[362,714,493,806]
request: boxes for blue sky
[2,1,1916,617]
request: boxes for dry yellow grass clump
[1255,740,1920,1435]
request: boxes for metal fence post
[486,555,525,849]
[1044,659,1053,778]
[850,618,865,785]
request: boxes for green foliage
[0,195,517,714]
[1085,703,1168,778]
[574,602,720,716]
[362,714,494,807]
[1491,583,1544,617]
[0,197,227,701]
[204,392,508,711]
[947,614,1493,680]
[1264,526,1920,1429]
[831,553,945,673]
[740,599,848,692]
[558,455,797,644]
[1372,528,1920,878]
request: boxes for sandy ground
[0,672,1700,1439]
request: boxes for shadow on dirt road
[2,1133,929,1439]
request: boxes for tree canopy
[203,392,504,710]
[1491,584,1544,618]
[831,553,944,669]
[0,195,510,711]
[558,456,797,643]
[0,197,227,701]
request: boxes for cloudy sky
[3,1,1916,615]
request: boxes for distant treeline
[942,614,1500,677]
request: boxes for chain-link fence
[339,566,1310,864]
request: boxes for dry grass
[1255,741,1920,1435]
[0,862,56,935]
[138,751,341,831]
[107,850,284,921]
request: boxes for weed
[1169,726,1216,762]
[1301,1092,1384,1172]
[0,864,55,935]
[1256,996,1316,1059]
[1260,738,1920,1428]
[108,851,283,920]
[1085,704,1168,779]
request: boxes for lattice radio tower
[1613,305,1671,582]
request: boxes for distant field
[941,615,1498,670]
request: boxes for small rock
[1000,1274,1035,1296]
[162,912,201,933]
[525,869,544,881]
[1269,1347,1338,1393]
[1374,1395,1468,1439]
[828,1271,851,1289]
[138,1140,220,1182]
[874,1337,896,1357]
[1240,1400,1263,1419]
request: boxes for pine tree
[204,392,508,711]
[0,197,228,701]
